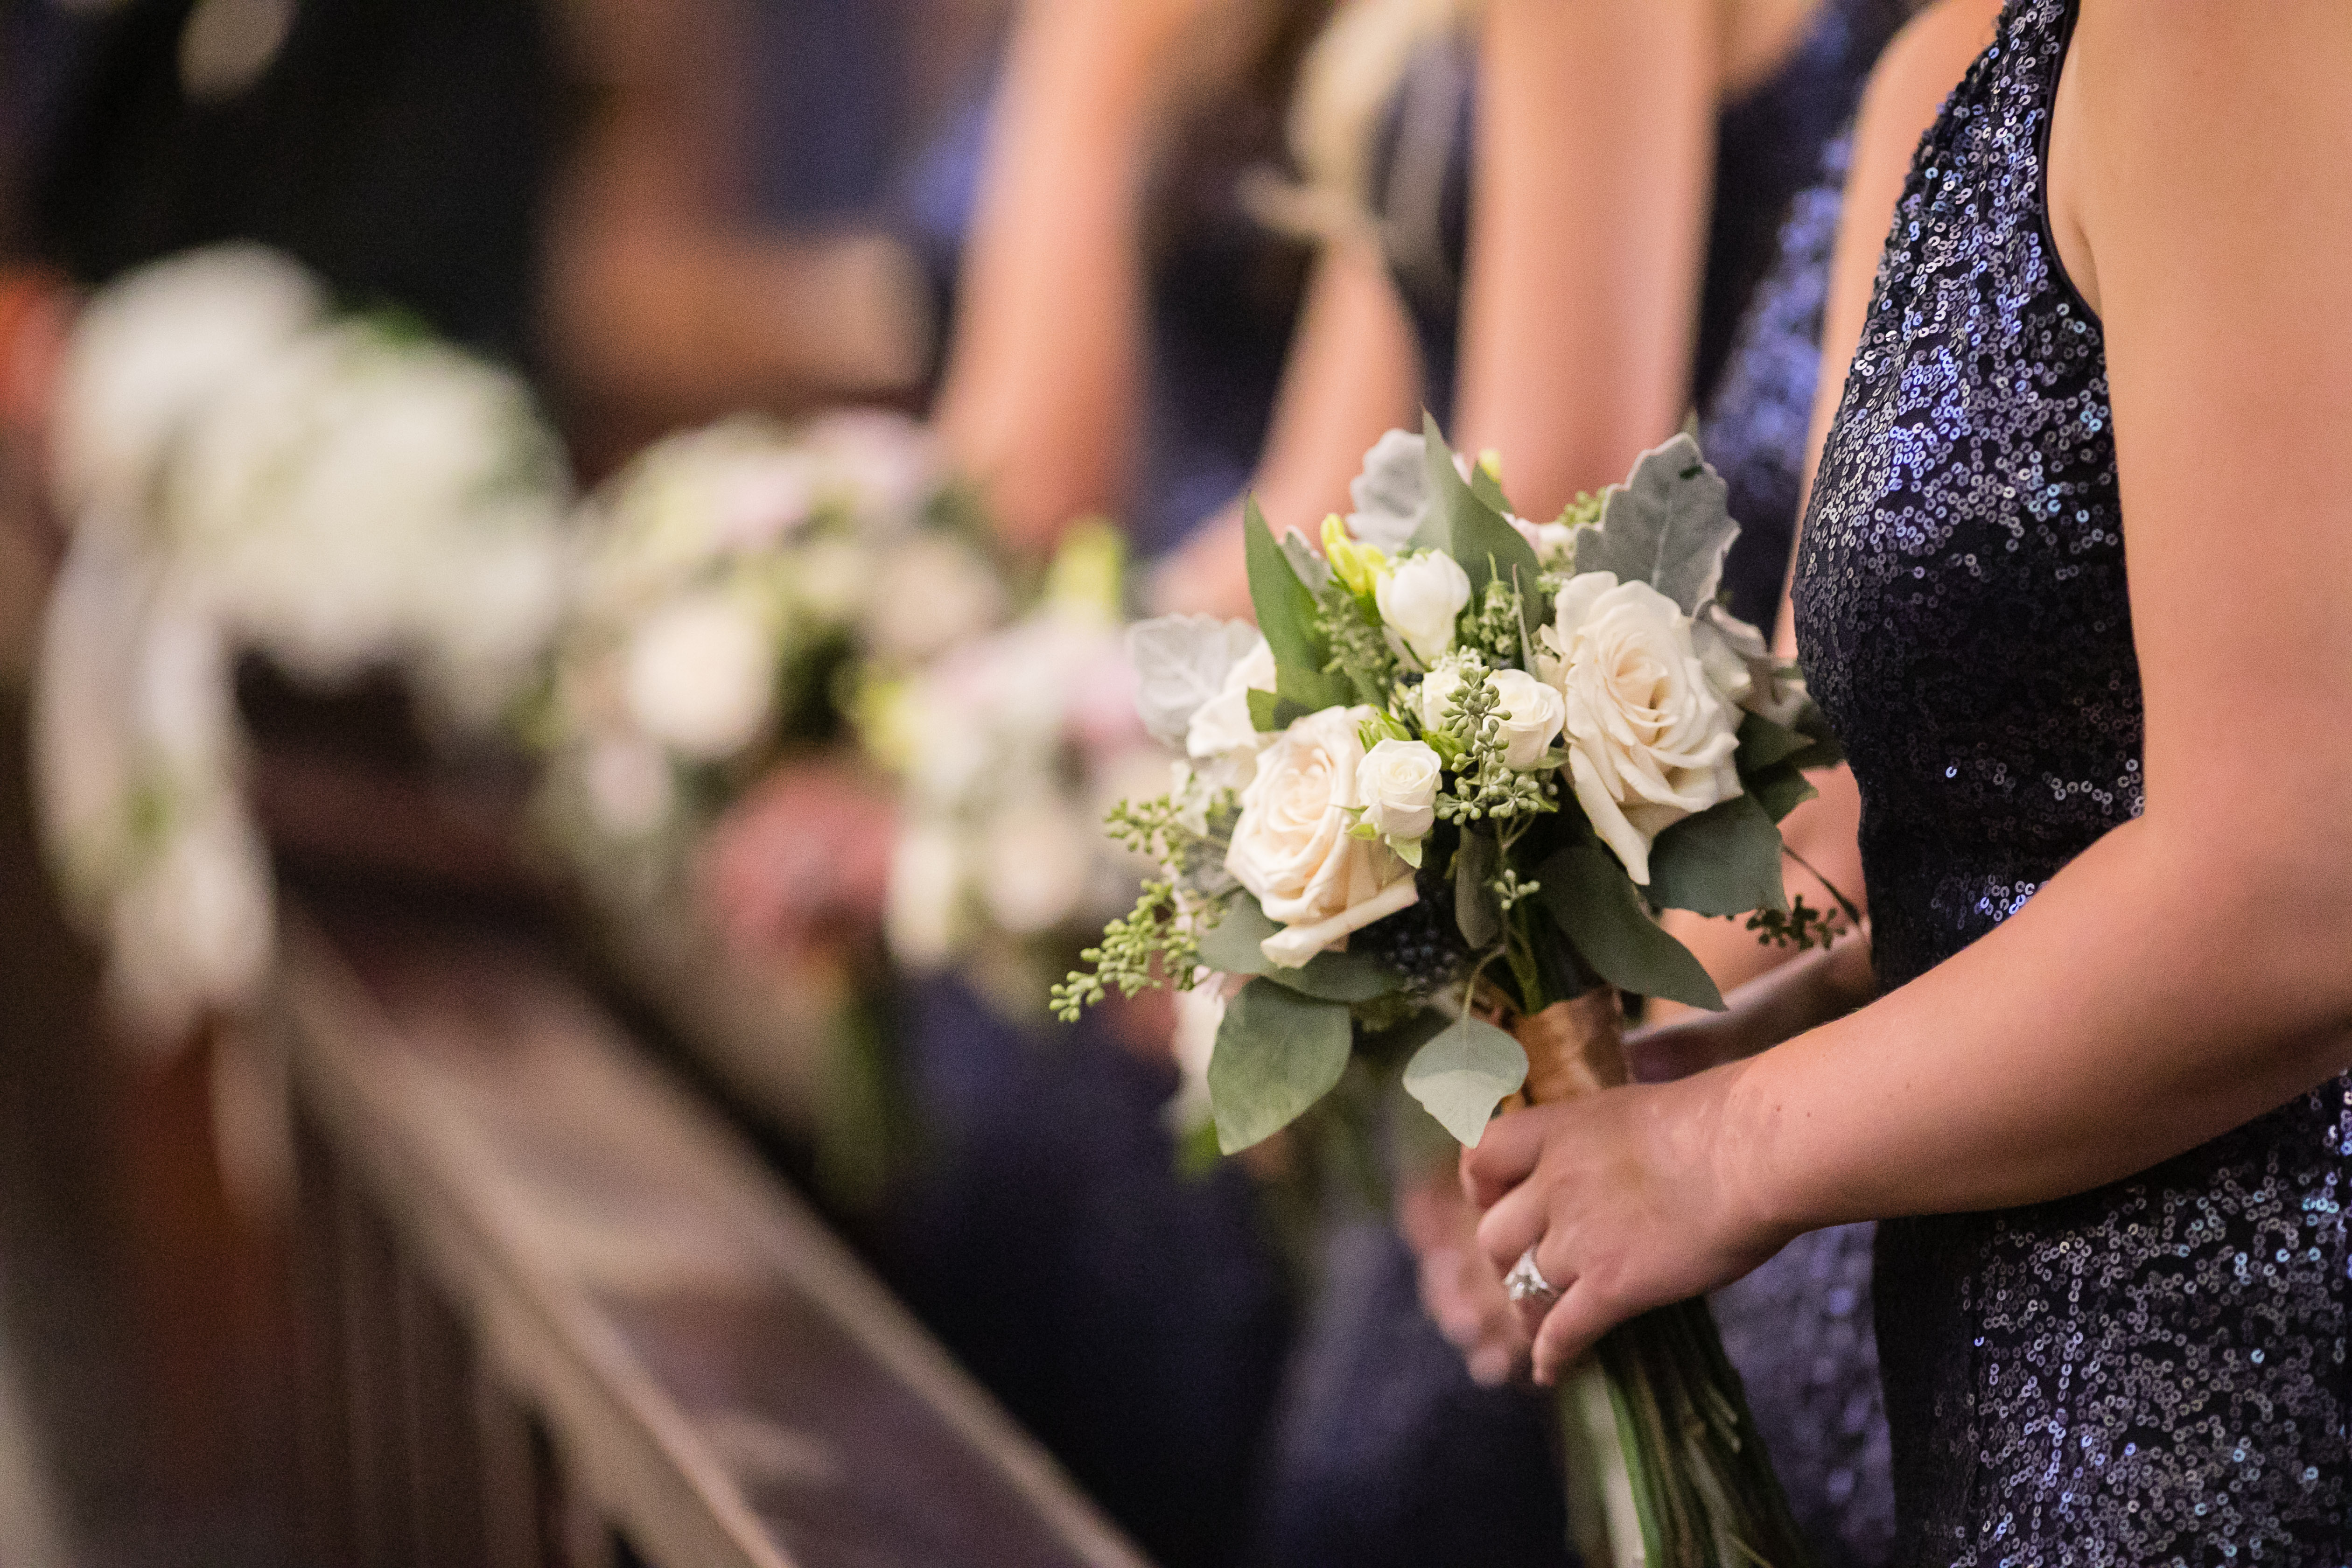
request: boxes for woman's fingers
[1528,1280,1617,1387]
[1460,1102,1550,1209]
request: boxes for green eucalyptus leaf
[1533,837,1724,1011]
[1197,896,1402,1002]
[1453,830,1502,948]
[1208,980,1354,1153]
[1402,1015,1529,1146]
[1746,760,1819,822]
[1245,497,1328,675]
[1573,434,1738,615]
[1644,795,1789,917]
[1418,414,1542,635]
[1735,712,1810,773]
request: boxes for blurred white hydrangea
[50,243,324,524]
[540,409,999,853]
[33,246,572,1042]
[875,557,1169,1018]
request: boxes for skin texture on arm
[931,0,1229,554]
[1148,235,1421,618]
[1469,0,2352,1384]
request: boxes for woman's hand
[697,757,897,967]
[1462,1065,1792,1386]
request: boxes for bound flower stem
[1503,992,1816,1568]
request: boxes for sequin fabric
[1792,2,2352,1561]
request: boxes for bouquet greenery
[1057,419,1846,1568]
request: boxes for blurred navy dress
[863,45,1313,1568]
[1246,7,1905,1567]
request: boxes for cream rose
[1225,705,1419,967]
[1415,659,1467,735]
[1486,668,1566,770]
[1375,551,1471,666]
[1359,737,1441,841]
[1545,574,1742,885]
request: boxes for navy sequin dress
[1792,1,2352,1560]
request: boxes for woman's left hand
[1462,1065,1790,1385]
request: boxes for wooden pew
[280,908,1151,1568]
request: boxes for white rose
[980,800,1096,936]
[1415,659,1466,735]
[1375,551,1471,666]
[1545,574,1742,885]
[864,534,1007,664]
[1225,705,1419,967]
[1487,667,1566,770]
[1185,637,1276,759]
[1359,737,1441,841]
[623,591,775,760]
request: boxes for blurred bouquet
[868,526,1170,1020]
[1058,420,1842,1568]
[532,411,1008,887]
[33,245,570,1038]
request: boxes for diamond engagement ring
[1503,1246,1560,1308]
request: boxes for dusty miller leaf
[1572,434,1740,615]
[1126,615,1261,749]
[1346,427,1428,553]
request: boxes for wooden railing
[280,906,1151,1568]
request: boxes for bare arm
[1148,236,1421,618]
[931,0,1219,553]
[1470,0,2352,1382]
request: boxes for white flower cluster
[877,570,1169,1013]
[544,410,1002,847]
[32,246,572,1039]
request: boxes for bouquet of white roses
[34,246,571,1038]
[1058,420,1843,1568]
[868,527,1171,1021]
[534,410,1008,870]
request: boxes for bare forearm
[1632,932,1877,1082]
[1728,816,2352,1233]
[933,3,1164,550]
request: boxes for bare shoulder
[2058,0,2352,317]
[1853,0,2003,143]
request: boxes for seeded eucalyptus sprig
[1433,651,1559,824]
[1052,878,1205,1022]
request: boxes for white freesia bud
[1374,551,1471,666]
[623,591,775,761]
[1225,705,1419,967]
[1186,637,1277,759]
[1358,738,1441,841]
[1486,668,1566,770]
[1544,573,1742,884]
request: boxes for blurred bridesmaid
[1140,2,1928,1564]
[698,5,1330,1564]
